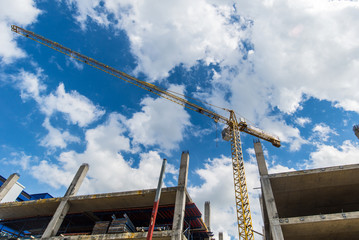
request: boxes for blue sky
[1,0,359,239]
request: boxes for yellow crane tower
[11,25,281,240]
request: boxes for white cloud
[84,113,131,154]
[237,0,359,114]
[64,0,110,29]
[195,63,308,152]
[12,69,105,151]
[0,0,41,64]
[31,160,75,189]
[188,156,242,239]
[66,57,84,70]
[40,118,80,149]
[268,164,295,174]
[247,146,296,174]
[295,117,311,127]
[42,83,105,127]
[15,69,46,102]
[0,23,26,64]
[261,117,308,152]
[15,70,105,128]
[64,0,246,80]
[12,69,187,193]
[188,155,267,239]
[305,140,359,169]
[31,113,177,194]
[125,85,191,152]
[6,151,34,171]
[311,123,338,142]
[0,0,41,25]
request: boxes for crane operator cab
[222,117,247,142]
[222,127,231,142]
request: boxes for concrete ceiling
[269,164,359,218]
[282,217,359,240]
[0,187,192,220]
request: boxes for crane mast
[11,25,280,240]
[223,110,252,239]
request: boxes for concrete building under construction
[254,141,359,240]
[2,143,359,240]
[0,152,213,240]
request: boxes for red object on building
[147,159,167,240]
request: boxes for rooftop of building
[0,175,53,202]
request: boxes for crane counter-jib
[11,24,281,240]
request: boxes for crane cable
[166,89,230,113]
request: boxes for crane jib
[11,24,280,147]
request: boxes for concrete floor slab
[43,231,186,240]
[0,187,192,220]
[0,197,61,219]
[280,211,359,240]
[269,164,359,218]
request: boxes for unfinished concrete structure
[0,152,212,240]
[42,163,89,238]
[254,140,359,240]
[218,232,223,240]
[204,201,210,231]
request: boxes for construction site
[1,25,358,240]
[2,144,359,240]
[0,152,214,240]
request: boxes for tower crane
[11,25,280,240]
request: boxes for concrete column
[0,173,20,202]
[262,227,266,240]
[204,201,210,230]
[218,232,223,240]
[42,163,89,239]
[254,141,284,240]
[261,176,283,240]
[259,194,271,240]
[254,141,268,176]
[172,152,189,240]
[64,164,89,197]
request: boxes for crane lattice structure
[11,25,281,240]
